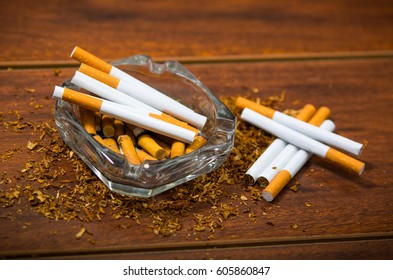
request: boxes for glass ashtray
[54,55,236,197]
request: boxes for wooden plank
[1,59,392,259]
[46,238,393,260]
[0,0,393,63]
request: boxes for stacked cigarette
[236,97,365,202]
[52,47,208,165]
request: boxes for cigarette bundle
[52,47,210,166]
[238,97,366,202]
[256,106,331,187]
[244,104,316,185]
[237,97,363,156]
[71,46,207,129]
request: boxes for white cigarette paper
[284,119,336,177]
[259,119,336,186]
[244,139,287,184]
[258,144,299,185]
[271,110,363,156]
[109,67,207,129]
[53,86,196,143]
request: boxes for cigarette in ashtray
[236,97,363,156]
[244,104,316,185]
[256,106,332,187]
[52,86,196,144]
[71,71,161,115]
[240,108,365,175]
[71,46,207,129]
[78,63,200,134]
[262,119,336,202]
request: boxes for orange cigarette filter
[235,96,275,119]
[185,135,207,154]
[125,126,137,145]
[151,136,171,158]
[149,113,199,134]
[101,114,115,138]
[171,141,186,158]
[94,111,102,132]
[325,149,365,175]
[113,119,125,140]
[79,107,96,135]
[118,135,141,165]
[79,63,120,89]
[71,46,112,74]
[307,106,331,126]
[294,104,316,122]
[93,134,105,146]
[263,170,292,201]
[136,149,157,162]
[62,87,103,111]
[102,138,120,153]
[137,134,166,160]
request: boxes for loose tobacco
[0,94,295,239]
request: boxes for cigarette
[101,114,115,138]
[113,119,125,140]
[245,104,316,185]
[294,104,317,122]
[137,134,166,160]
[79,107,96,134]
[101,137,120,153]
[256,106,331,187]
[171,141,186,158]
[236,97,363,156]
[93,134,105,146]
[94,111,102,132]
[185,135,207,154]
[71,71,161,115]
[71,47,207,129]
[240,108,365,175]
[262,119,336,201]
[117,135,141,165]
[151,136,171,158]
[53,86,196,143]
[136,148,157,162]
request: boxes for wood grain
[0,0,393,64]
[1,59,392,259]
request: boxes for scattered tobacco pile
[0,94,298,240]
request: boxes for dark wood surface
[0,0,392,260]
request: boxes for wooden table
[1,0,392,260]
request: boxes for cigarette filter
[136,149,157,162]
[241,108,365,175]
[262,119,336,202]
[79,107,96,134]
[185,135,207,154]
[71,47,207,129]
[151,136,171,158]
[236,97,363,156]
[53,86,196,143]
[245,104,316,185]
[117,135,141,165]
[257,106,331,187]
[101,138,120,153]
[101,114,115,138]
[113,119,125,140]
[171,141,186,158]
[137,134,166,160]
